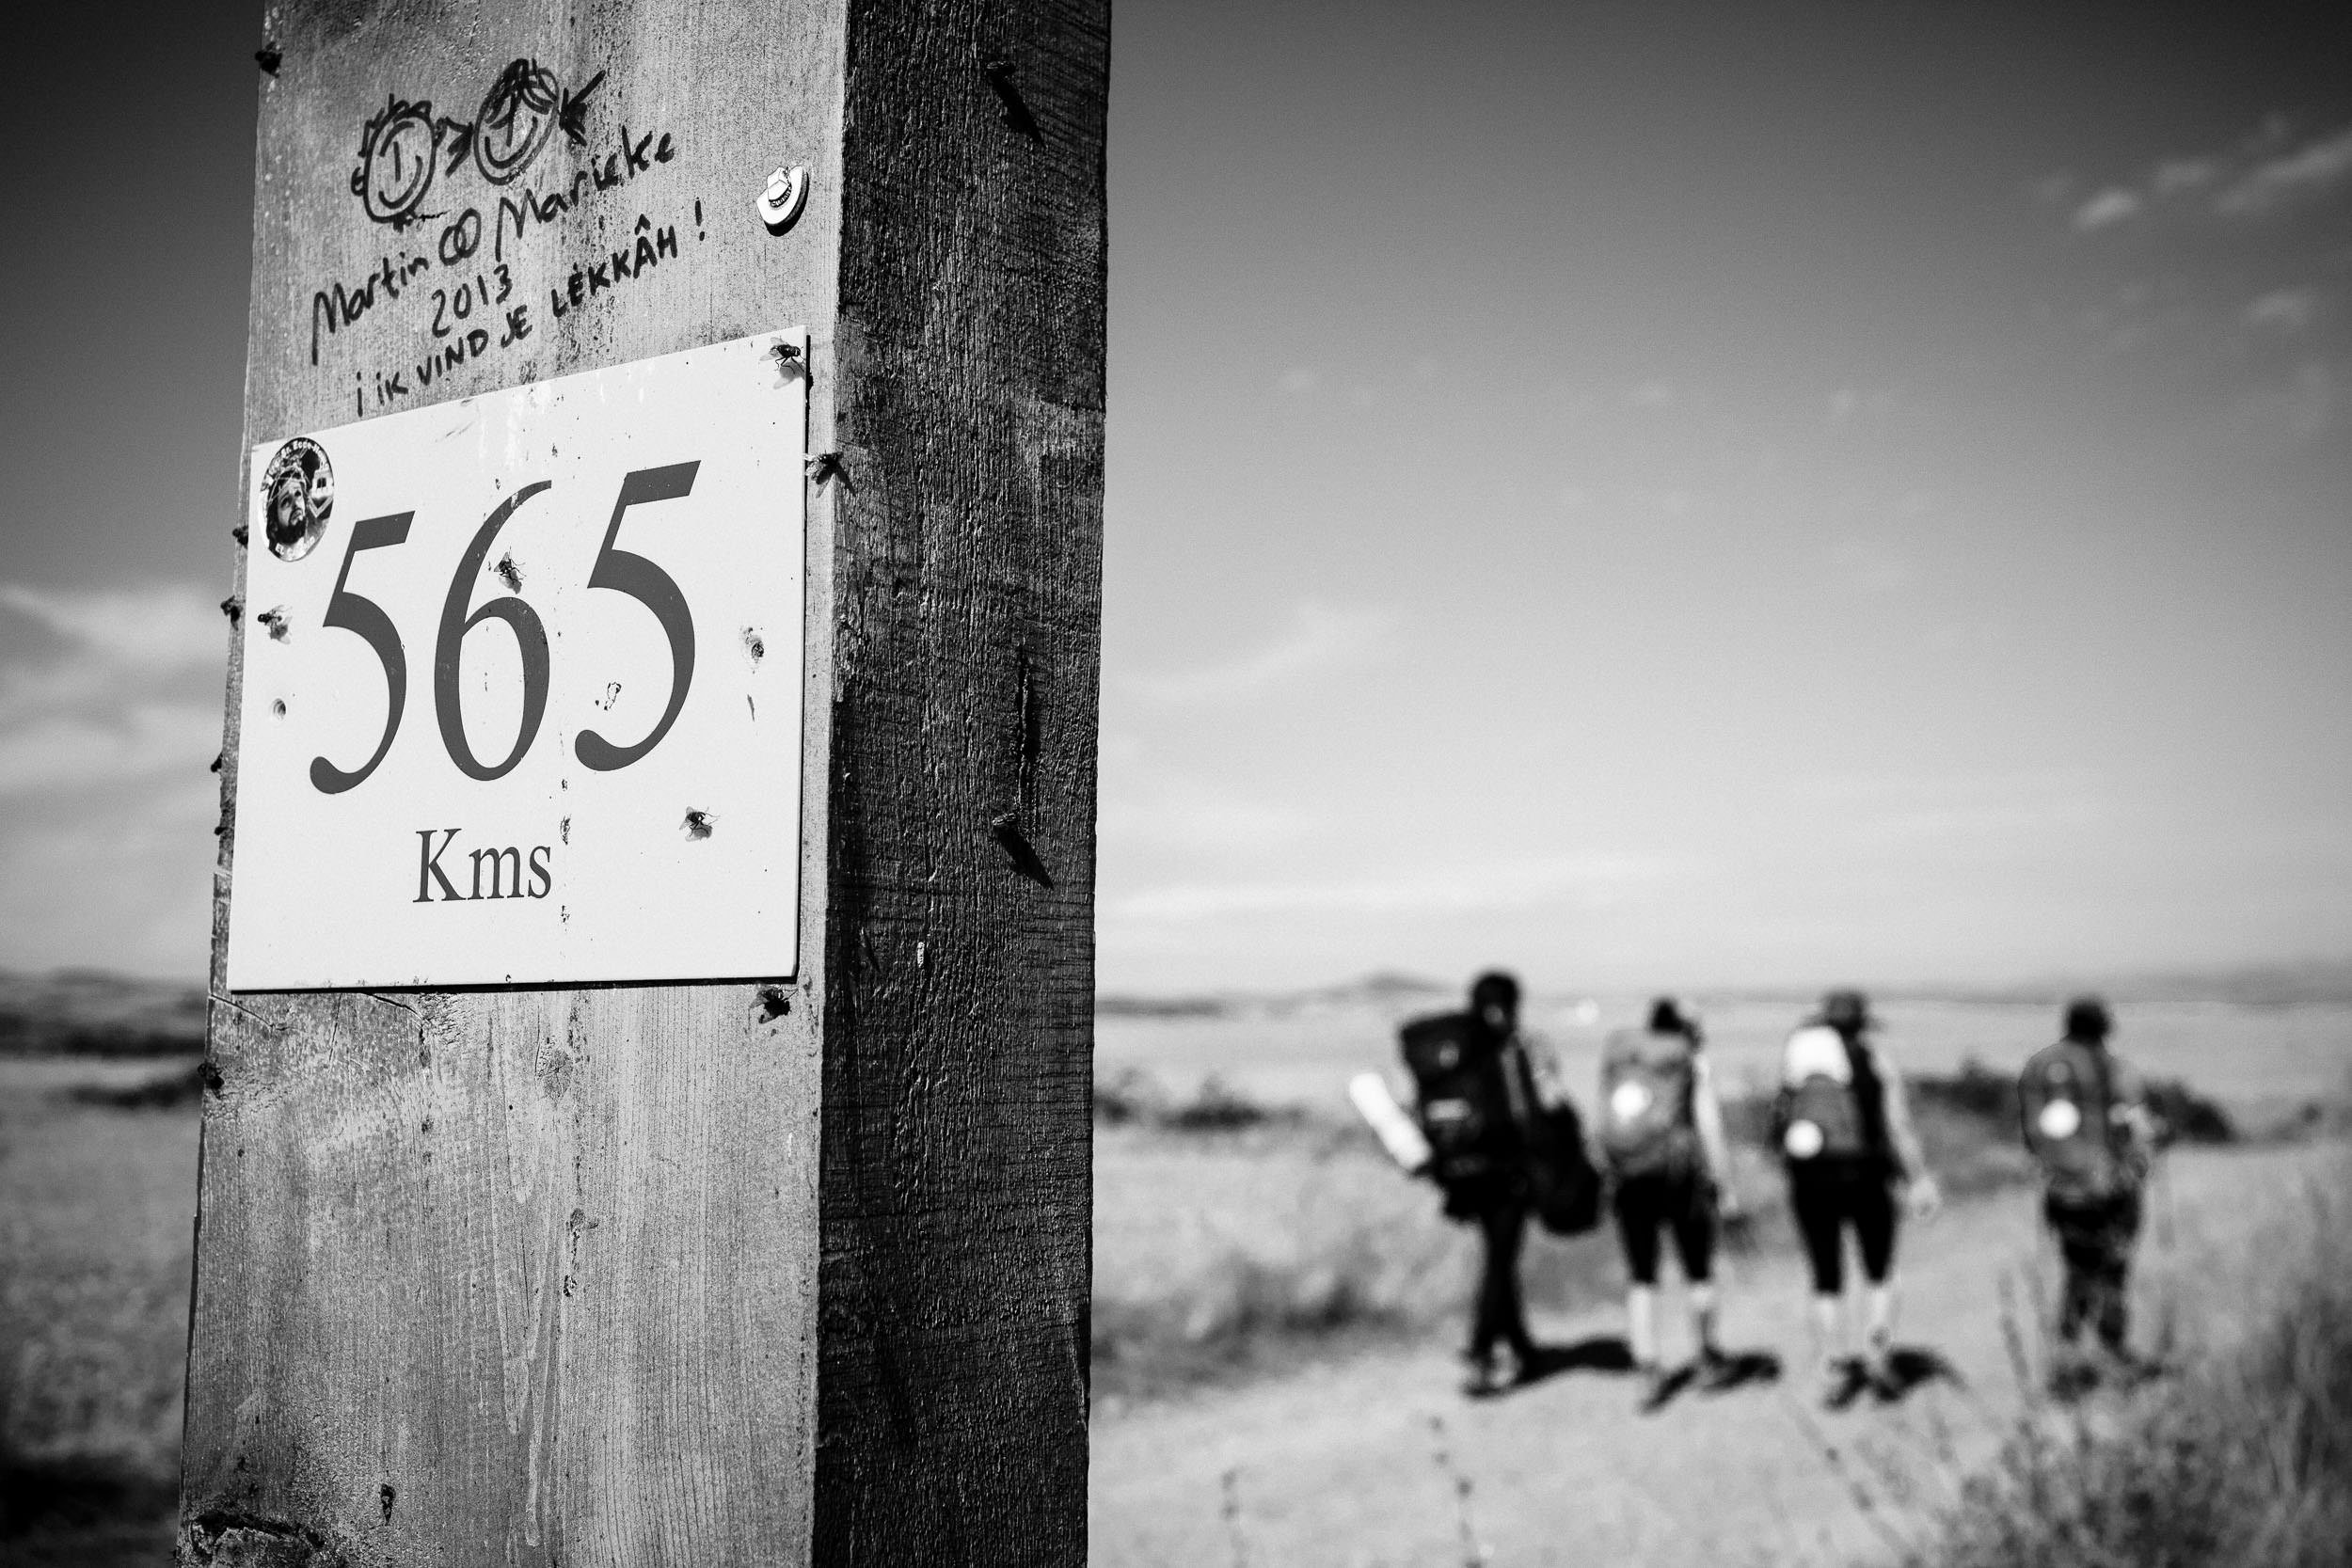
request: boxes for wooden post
[185,3,1105,1562]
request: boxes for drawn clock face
[350,98,442,226]
[471,59,562,184]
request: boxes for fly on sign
[226,329,809,990]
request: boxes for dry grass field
[0,1056,198,1563]
[0,992,2335,1565]
[1090,1062,2098,1408]
[1090,1141,2352,1568]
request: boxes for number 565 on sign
[226,329,809,991]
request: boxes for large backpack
[2021,1040,2133,1204]
[1774,1024,1884,1166]
[1399,1011,1518,1188]
[1398,1013,1601,1233]
[1597,1027,1700,1180]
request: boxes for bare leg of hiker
[1793,1167,1864,1403]
[1809,1291,1851,1401]
[1865,1283,1899,1378]
[1676,1192,1727,1386]
[1689,1283,1720,1360]
[1613,1176,1674,1406]
[1856,1177,1902,1397]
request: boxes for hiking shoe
[1820,1357,1867,1410]
[2102,1346,2165,1388]
[1865,1352,1904,1403]
[1461,1352,1505,1399]
[2047,1351,2098,1402]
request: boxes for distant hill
[0,969,207,1055]
[1879,957,2352,1008]
[1097,971,1453,1020]
[1097,958,2352,1019]
[2100,957,2352,1006]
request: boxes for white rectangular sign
[226,329,809,990]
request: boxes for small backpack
[1597,1028,1700,1180]
[1775,1024,1883,1165]
[2022,1042,2132,1204]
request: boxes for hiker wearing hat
[2020,996,2167,1386]
[1597,996,1739,1409]
[1774,990,1940,1405]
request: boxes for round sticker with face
[262,438,334,562]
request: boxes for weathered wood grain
[815,4,1107,1558]
[187,1,1104,1562]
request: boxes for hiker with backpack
[1598,997,1740,1408]
[2020,996,2167,1386]
[1396,971,1593,1394]
[1775,990,1941,1406]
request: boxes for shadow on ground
[1471,1337,1786,1403]
[1822,1344,1965,1410]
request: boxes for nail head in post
[756,166,810,235]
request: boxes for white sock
[1866,1284,1898,1359]
[1810,1293,1845,1370]
[1628,1286,1659,1366]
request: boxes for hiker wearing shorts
[1598,997,1739,1408]
[1775,990,1940,1405]
[1401,972,1542,1394]
[2020,996,2165,1382]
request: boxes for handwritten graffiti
[351,98,448,226]
[342,205,703,418]
[349,59,607,228]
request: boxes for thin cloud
[0,581,223,795]
[2246,288,2323,334]
[1,582,227,672]
[1130,600,1395,705]
[1109,852,1679,924]
[2069,121,2352,235]
[1097,769,1325,853]
[2151,157,2219,196]
[2216,125,2352,218]
[1789,769,2107,845]
[0,581,222,976]
[0,705,220,795]
[2072,188,2141,231]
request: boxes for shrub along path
[1089,1141,2340,1568]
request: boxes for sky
[1,1,2347,993]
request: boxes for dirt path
[1090,1143,2337,1568]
